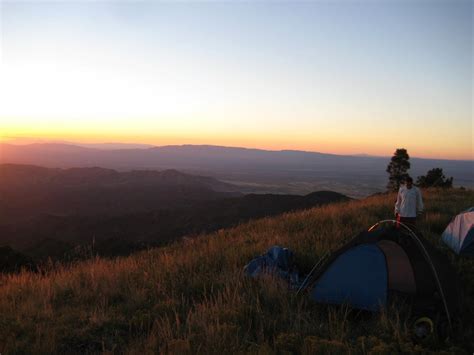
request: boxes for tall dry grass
[0,188,473,354]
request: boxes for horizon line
[2,139,473,162]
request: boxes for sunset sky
[0,0,472,159]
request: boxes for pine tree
[386,148,410,191]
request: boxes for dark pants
[396,215,417,229]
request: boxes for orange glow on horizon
[1,129,472,161]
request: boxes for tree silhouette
[386,148,410,191]
[416,168,453,188]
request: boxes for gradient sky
[0,0,472,159]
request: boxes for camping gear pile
[244,246,300,288]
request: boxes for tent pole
[296,251,329,295]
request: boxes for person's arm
[394,188,402,216]
[417,188,424,214]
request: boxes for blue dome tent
[299,221,458,329]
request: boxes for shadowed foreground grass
[0,188,473,354]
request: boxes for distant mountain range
[1,143,472,196]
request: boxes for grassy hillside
[0,188,473,354]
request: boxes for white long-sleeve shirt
[394,185,424,218]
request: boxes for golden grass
[0,188,473,354]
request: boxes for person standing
[394,176,424,228]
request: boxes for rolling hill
[0,164,349,260]
[0,188,472,353]
[0,164,239,223]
